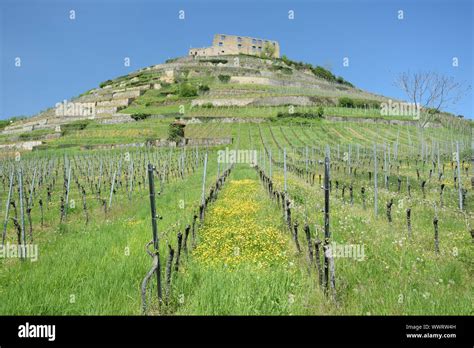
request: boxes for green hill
[0,54,470,152]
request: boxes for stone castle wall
[189,34,280,58]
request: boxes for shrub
[311,66,336,82]
[99,80,113,88]
[354,99,380,109]
[0,115,27,130]
[338,97,380,109]
[168,122,185,142]
[353,99,367,108]
[198,84,210,93]
[336,76,354,88]
[338,97,355,108]
[138,73,153,82]
[271,65,292,75]
[261,42,276,58]
[178,83,198,97]
[276,111,324,119]
[281,55,291,66]
[61,120,92,135]
[218,75,231,83]
[278,55,355,86]
[200,102,214,108]
[316,106,324,118]
[78,89,95,97]
[18,130,51,140]
[199,59,228,65]
[308,96,335,106]
[0,120,10,130]
[131,113,152,121]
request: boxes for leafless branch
[395,71,470,128]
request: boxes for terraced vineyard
[0,41,473,316]
[0,116,472,315]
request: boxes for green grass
[122,104,189,117]
[0,119,471,315]
[37,118,174,149]
[0,51,470,316]
[121,103,419,121]
[0,150,221,314]
[268,167,473,314]
[171,166,326,315]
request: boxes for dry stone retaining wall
[0,141,42,151]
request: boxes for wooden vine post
[200,153,208,221]
[128,161,134,201]
[18,167,26,259]
[456,142,463,210]
[64,165,72,219]
[269,149,272,179]
[283,148,288,222]
[2,170,14,246]
[109,170,117,209]
[323,147,332,294]
[147,163,163,308]
[374,144,378,218]
[283,147,287,192]
[97,160,103,197]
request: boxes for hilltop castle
[189,34,280,58]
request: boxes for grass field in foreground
[172,166,326,315]
[0,152,219,315]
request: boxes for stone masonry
[189,34,280,58]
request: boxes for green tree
[261,42,276,58]
[168,122,185,142]
[218,75,231,83]
[178,83,198,97]
[338,97,355,108]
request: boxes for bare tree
[395,71,470,128]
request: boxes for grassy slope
[16,117,469,156]
[268,169,473,315]
[249,125,473,315]
[173,166,325,315]
[0,118,471,315]
[1,159,471,315]
[0,152,219,315]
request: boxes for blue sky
[0,0,472,119]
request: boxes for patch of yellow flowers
[194,179,288,269]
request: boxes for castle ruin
[189,34,280,58]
